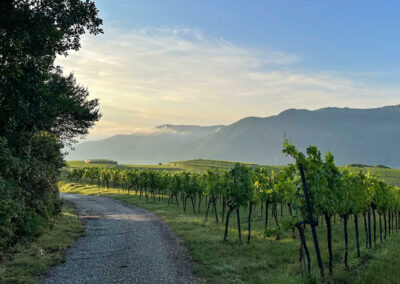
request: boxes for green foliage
[85,159,118,165]
[264,226,282,238]
[66,142,400,282]
[0,0,102,252]
[227,164,253,208]
[282,215,297,231]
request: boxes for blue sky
[96,0,400,74]
[57,1,400,139]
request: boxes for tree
[283,140,328,279]
[204,169,222,223]
[253,168,274,230]
[0,0,103,250]
[0,0,102,145]
[323,152,342,274]
[223,164,253,242]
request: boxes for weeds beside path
[0,201,83,284]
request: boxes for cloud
[56,27,400,139]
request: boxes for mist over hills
[67,125,224,165]
[67,105,400,167]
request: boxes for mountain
[67,105,400,167]
[66,125,223,164]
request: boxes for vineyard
[64,141,400,283]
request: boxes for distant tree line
[348,163,390,169]
[85,159,118,165]
[0,0,102,252]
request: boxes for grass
[0,201,83,284]
[347,167,400,187]
[59,181,400,283]
[356,238,400,283]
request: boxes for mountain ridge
[67,105,400,167]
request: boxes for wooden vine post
[298,163,325,280]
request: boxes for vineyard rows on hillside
[67,141,400,280]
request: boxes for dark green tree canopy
[0,0,103,145]
[0,0,103,251]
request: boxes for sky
[56,0,400,140]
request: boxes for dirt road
[39,193,195,284]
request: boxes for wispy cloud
[56,27,400,139]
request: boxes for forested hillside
[68,105,400,167]
[182,105,400,166]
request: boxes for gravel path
[39,193,196,284]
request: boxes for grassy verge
[60,181,400,284]
[0,201,83,284]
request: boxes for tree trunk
[248,203,253,244]
[384,212,387,239]
[344,215,349,270]
[222,197,226,223]
[205,198,212,221]
[191,195,196,214]
[212,199,219,223]
[273,204,279,226]
[392,211,394,233]
[325,213,333,276]
[223,207,233,241]
[265,201,269,229]
[197,194,202,214]
[260,202,263,221]
[297,224,311,272]
[183,195,189,212]
[354,214,360,257]
[390,211,393,233]
[237,208,242,242]
[372,207,377,249]
[368,210,372,249]
[391,211,393,234]
[379,213,383,243]
[393,211,396,232]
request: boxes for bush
[0,135,64,252]
[0,178,22,251]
